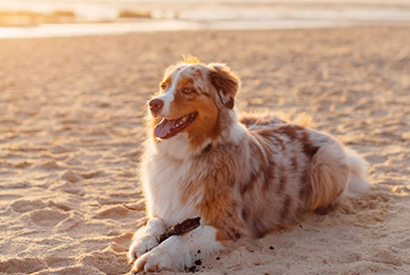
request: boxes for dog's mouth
[153,112,197,139]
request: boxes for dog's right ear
[209,63,241,109]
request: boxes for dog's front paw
[128,218,166,263]
[131,244,181,273]
[128,234,160,263]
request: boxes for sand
[0,26,409,275]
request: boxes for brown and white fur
[128,56,370,273]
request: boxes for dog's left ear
[209,63,241,109]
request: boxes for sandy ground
[0,26,410,275]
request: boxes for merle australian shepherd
[128,56,370,273]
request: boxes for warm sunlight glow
[1,1,410,274]
[1,0,410,38]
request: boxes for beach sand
[0,26,409,274]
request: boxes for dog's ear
[209,63,241,109]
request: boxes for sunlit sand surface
[1,25,410,274]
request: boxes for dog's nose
[149,98,164,116]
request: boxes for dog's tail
[343,147,372,197]
[307,143,371,211]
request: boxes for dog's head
[148,56,241,148]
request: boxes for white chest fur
[141,135,202,228]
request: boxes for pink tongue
[153,119,178,138]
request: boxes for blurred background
[0,0,410,39]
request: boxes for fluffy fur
[128,56,371,273]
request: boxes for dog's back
[234,115,369,237]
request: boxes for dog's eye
[182,88,195,95]
[160,83,167,90]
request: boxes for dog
[128,56,370,273]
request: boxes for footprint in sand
[54,211,85,232]
[80,170,104,179]
[61,170,82,183]
[10,199,46,213]
[50,145,72,154]
[12,161,33,169]
[60,169,104,183]
[48,200,72,212]
[25,209,69,227]
[58,170,85,196]
[38,160,62,170]
[93,205,134,220]
[67,156,82,166]
[59,182,85,196]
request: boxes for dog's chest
[145,155,202,228]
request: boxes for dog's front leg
[128,217,166,263]
[131,225,224,273]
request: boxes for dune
[0,26,409,274]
